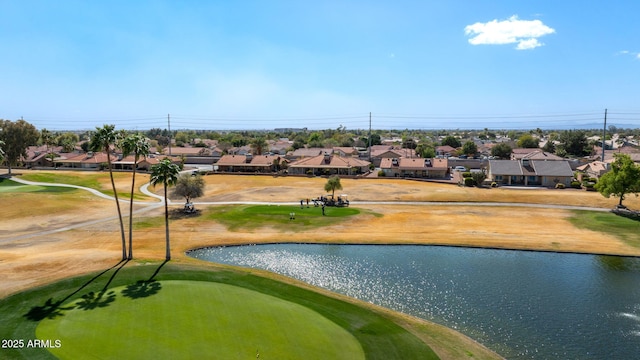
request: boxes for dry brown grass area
[172,175,640,209]
[3,173,640,299]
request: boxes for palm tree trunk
[127,159,137,260]
[107,148,127,260]
[164,183,171,260]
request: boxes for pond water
[188,244,640,359]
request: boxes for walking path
[4,177,164,243]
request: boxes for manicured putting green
[37,280,364,360]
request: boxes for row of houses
[20,143,640,188]
[26,149,166,171]
[214,153,372,176]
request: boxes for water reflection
[188,244,640,360]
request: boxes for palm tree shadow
[121,260,168,300]
[75,290,117,310]
[24,259,129,321]
[23,298,75,321]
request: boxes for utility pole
[602,109,607,162]
[168,113,172,156]
[368,112,372,162]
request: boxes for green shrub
[462,172,472,178]
[491,182,499,188]
[377,170,386,177]
[570,181,581,189]
[464,177,475,187]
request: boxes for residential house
[510,149,563,161]
[268,139,293,155]
[488,159,574,187]
[333,147,359,157]
[288,148,332,161]
[593,146,640,164]
[23,145,67,168]
[380,157,448,179]
[164,146,220,165]
[56,152,117,170]
[435,145,457,157]
[112,154,164,171]
[215,154,286,173]
[369,147,417,167]
[576,161,609,180]
[287,153,370,176]
[227,145,252,156]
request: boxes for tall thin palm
[150,158,180,260]
[0,139,5,165]
[90,125,127,260]
[40,128,54,165]
[121,133,150,260]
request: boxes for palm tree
[90,125,127,260]
[324,175,343,199]
[250,136,268,155]
[150,158,180,260]
[0,139,5,165]
[120,133,150,260]
[40,128,55,166]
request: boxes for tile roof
[577,161,608,173]
[436,145,457,153]
[216,155,249,166]
[511,149,562,160]
[531,160,574,177]
[61,152,116,164]
[289,154,370,169]
[489,160,523,175]
[380,157,448,170]
[291,148,331,157]
[490,159,574,177]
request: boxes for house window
[495,175,503,181]
[528,176,537,183]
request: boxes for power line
[12,109,640,131]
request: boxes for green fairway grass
[19,173,103,189]
[18,173,148,200]
[37,280,364,360]
[0,263,438,360]
[204,204,363,231]
[0,178,76,194]
[569,210,640,248]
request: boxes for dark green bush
[464,177,475,187]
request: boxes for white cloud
[616,50,640,60]
[465,15,555,50]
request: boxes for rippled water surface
[188,244,640,359]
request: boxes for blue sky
[1,1,638,130]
